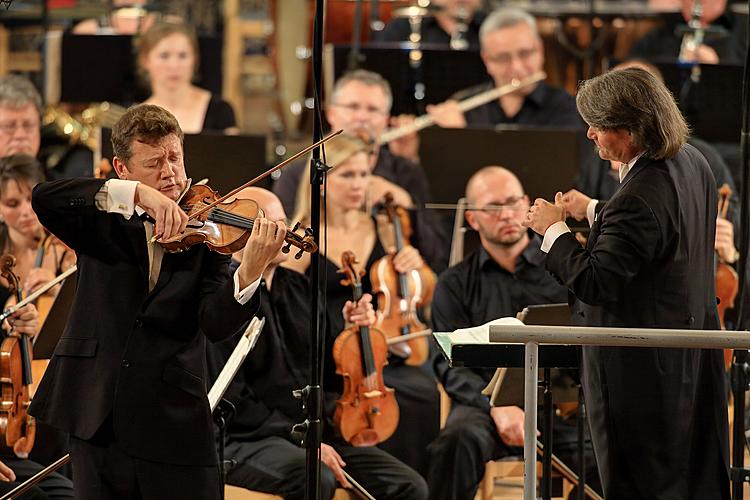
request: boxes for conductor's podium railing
[479,324,750,500]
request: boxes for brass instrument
[43,102,126,150]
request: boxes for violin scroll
[282,223,316,260]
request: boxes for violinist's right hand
[24,267,57,297]
[320,443,351,489]
[560,189,592,222]
[134,184,188,240]
[491,405,534,447]
[6,303,39,339]
[0,459,15,482]
[237,218,286,288]
[426,100,467,128]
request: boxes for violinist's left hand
[24,268,57,297]
[237,218,287,288]
[716,217,738,264]
[5,303,39,338]
[392,245,424,273]
[342,293,376,328]
[369,176,413,208]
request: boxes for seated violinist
[208,187,427,500]
[283,134,440,478]
[429,166,600,500]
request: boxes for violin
[716,184,739,368]
[333,251,399,447]
[0,255,35,457]
[370,193,435,365]
[158,184,317,258]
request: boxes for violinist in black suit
[525,68,729,499]
[28,104,286,500]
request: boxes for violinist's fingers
[0,459,15,482]
[10,304,39,337]
[24,268,56,295]
[273,220,287,245]
[12,437,29,459]
[177,207,189,235]
[320,444,350,488]
[393,245,423,273]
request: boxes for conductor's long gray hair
[576,67,688,160]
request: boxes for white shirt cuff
[95,179,140,218]
[233,271,261,305]
[541,221,571,253]
[586,199,599,227]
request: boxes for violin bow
[0,266,77,323]
[0,454,70,500]
[187,129,343,222]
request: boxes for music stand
[60,34,224,104]
[419,126,581,203]
[33,274,77,360]
[100,130,269,194]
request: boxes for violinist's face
[481,22,543,96]
[0,105,40,158]
[114,133,187,202]
[0,179,42,241]
[465,171,529,247]
[326,153,371,211]
[327,81,390,137]
[140,33,196,90]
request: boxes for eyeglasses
[485,47,538,66]
[0,121,37,135]
[469,197,526,215]
[330,102,388,116]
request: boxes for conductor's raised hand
[135,183,188,240]
[523,193,565,236]
[560,189,592,222]
[237,218,286,287]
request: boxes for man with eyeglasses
[425,6,583,130]
[273,69,447,270]
[429,166,600,500]
[0,75,42,159]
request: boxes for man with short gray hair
[0,75,42,158]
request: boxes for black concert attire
[429,235,600,500]
[372,13,486,49]
[453,81,584,130]
[629,10,747,64]
[272,146,448,271]
[208,266,428,500]
[202,95,237,132]
[318,236,440,478]
[28,178,260,500]
[545,144,730,499]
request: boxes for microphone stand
[348,0,365,71]
[731,2,750,498]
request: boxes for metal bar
[542,367,552,500]
[524,341,538,500]
[489,325,750,349]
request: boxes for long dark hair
[0,155,45,253]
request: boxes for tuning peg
[282,242,291,254]
[304,227,314,237]
[292,221,301,232]
[295,248,304,259]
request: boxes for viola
[158,184,317,258]
[0,255,35,457]
[333,251,399,447]
[370,193,435,366]
[716,184,739,368]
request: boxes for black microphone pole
[731,2,750,498]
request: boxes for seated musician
[283,134,440,478]
[429,166,600,500]
[272,70,447,271]
[373,0,486,49]
[424,6,583,130]
[27,104,284,500]
[208,187,427,500]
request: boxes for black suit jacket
[28,178,258,467]
[546,145,729,499]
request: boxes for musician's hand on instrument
[237,218,286,288]
[24,268,57,296]
[369,176,413,208]
[560,189,592,222]
[343,293,375,327]
[388,114,420,163]
[716,217,738,264]
[491,405,535,447]
[0,459,15,481]
[426,100,467,128]
[681,44,719,64]
[393,245,424,273]
[320,443,350,488]
[6,303,39,338]
[12,437,30,459]
[134,183,188,240]
[523,194,565,236]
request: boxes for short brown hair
[111,104,183,165]
[0,154,45,252]
[136,22,200,78]
[576,67,688,160]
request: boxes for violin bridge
[363,390,383,399]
